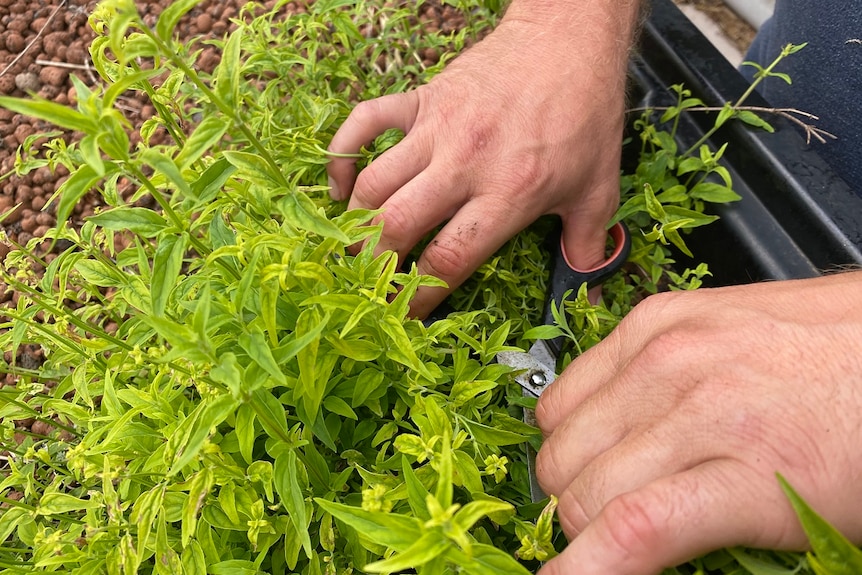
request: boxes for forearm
[499,0,642,93]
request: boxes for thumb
[538,462,791,575]
[560,186,620,303]
[560,210,610,273]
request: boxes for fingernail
[328,177,342,201]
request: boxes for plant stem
[680,48,793,157]
[140,28,290,189]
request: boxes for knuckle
[494,151,546,201]
[377,202,416,244]
[534,441,568,495]
[597,490,666,558]
[635,327,691,368]
[509,151,545,189]
[625,290,681,328]
[351,98,386,124]
[534,396,557,434]
[353,166,389,206]
[421,238,467,280]
[555,489,591,540]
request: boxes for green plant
[0,1,847,574]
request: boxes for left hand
[326,0,639,318]
[534,272,862,574]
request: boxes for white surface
[724,0,775,29]
[678,5,745,67]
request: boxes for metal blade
[497,341,558,502]
[497,340,556,397]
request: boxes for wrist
[500,0,641,78]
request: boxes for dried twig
[34,59,91,71]
[0,0,68,80]
[626,105,838,145]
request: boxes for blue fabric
[742,1,862,193]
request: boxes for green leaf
[364,531,449,573]
[176,116,230,170]
[182,468,214,546]
[155,518,182,575]
[279,191,351,243]
[327,334,383,362]
[523,325,565,340]
[402,458,432,521]
[190,157,236,203]
[453,499,514,532]
[75,260,126,288]
[771,72,793,85]
[778,474,862,574]
[239,328,288,387]
[103,68,161,109]
[141,148,191,197]
[214,27,243,109]
[323,396,357,420]
[56,164,102,226]
[435,431,454,509]
[274,450,312,558]
[643,183,667,221]
[87,207,168,237]
[461,419,527,446]
[181,541,207,575]
[454,450,485,494]
[235,403,256,464]
[0,507,28,543]
[209,559,261,575]
[449,380,498,407]
[689,182,742,203]
[735,110,775,133]
[223,151,283,188]
[151,233,187,317]
[315,498,422,551]
[726,548,803,575]
[0,96,95,133]
[156,0,203,40]
[130,483,166,560]
[464,543,532,575]
[715,103,734,128]
[36,493,101,516]
[663,206,720,228]
[79,134,105,175]
[676,156,706,175]
[250,389,289,442]
[380,315,433,379]
[167,394,238,475]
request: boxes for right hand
[326,1,640,318]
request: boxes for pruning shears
[497,221,631,502]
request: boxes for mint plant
[0,1,845,574]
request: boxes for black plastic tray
[629,0,862,285]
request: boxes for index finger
[327,93,419,200]
[407,195,541,319]
[535,290,697,435]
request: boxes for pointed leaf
[778,474,862,574]
[364,532,449,573]
[151,233,187,317]
[314,498,422,551]
[274,450,312,558]
[279,192,351,243]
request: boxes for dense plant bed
[0,1,858,574]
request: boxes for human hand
[326,0,640,317]
[535,272,862,574]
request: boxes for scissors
[497,220,631,502]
